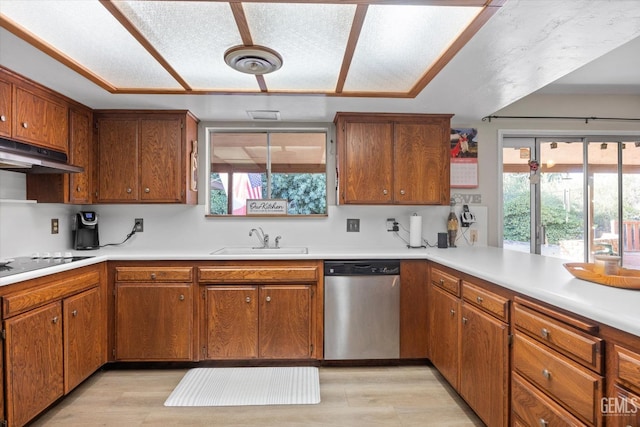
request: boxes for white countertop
[2,245,639,338]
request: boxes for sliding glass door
[502,135,640,270]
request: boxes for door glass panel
[540,141,584,261]
[502,145,532,253]
[622,142,640,270]
[588,141,620,262]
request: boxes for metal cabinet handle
[179,294,185,301]
[541,328,550,339]
[245,296,251,303]
[76,186,81,192]
[462,317,468,324]
[450,309,455,316]
[383,189,388,195]
[126,187,132,194]
[400,189,405,195]
[21,122,28,129]
[539,419,549,427]
[150,273,156,280]
[439,279,445,285]
[72,310,78,317]
[0,115,5,122]
[52,316,59,324]
[144,187,150,193]
[266,296,271,302]
[542,369,552,380]
[476,296,483,303]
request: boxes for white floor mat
[164,367,320,407]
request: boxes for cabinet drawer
[608,384,640,426]
[514,303,603,373]
[430,267,460,296]
[115,267,193,282]
[512,373,588,427]
[462,281,508,322]
[614,345,640,396]
[514,333,603,426]
[2,270,100,318]
[198,266,318,283]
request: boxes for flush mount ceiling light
[224,45,283,75]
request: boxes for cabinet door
[400,260,429,358]
[68,108,92,204]
[96,118,139,202]
[394,121,449,204]
[205,286,258,359]
[259,286,313,359]
[64,287,105,392]
[14,86,68,152]
[342,121,393,204]
[115,283,192,360]
[428,284,460,388]
[4,302,64,427]
[460,302,509,427]
[140,118,183,202]
[0,78,10,137]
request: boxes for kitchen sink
[212,246,309,255]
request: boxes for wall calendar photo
[450,128,478,188]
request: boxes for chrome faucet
[249,227,269,248]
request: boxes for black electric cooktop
[0,256,95,278]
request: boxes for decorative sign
[246,199,288,215]
[450,128,478,188]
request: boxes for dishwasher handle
[324,260,400,276]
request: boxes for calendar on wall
[450,128,478,188]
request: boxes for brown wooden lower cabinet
[428,282,460,387]
[115,282,193,361]
[4,302,64,427]
[205,285,314,359]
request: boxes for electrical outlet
[51,218,59,234]
[470,229,478,243]
[346,218,360,232]
[386,218,396,232]
[134,218,144,232]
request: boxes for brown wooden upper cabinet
[94,110,198,204]
[334,113,452,205]
[0,67,69,153]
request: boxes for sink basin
[212,247,309,255]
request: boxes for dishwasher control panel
[324,260,400,276]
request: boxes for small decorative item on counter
[447,200,458,248]
[594,255,621,275]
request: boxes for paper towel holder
[408,213,426,249]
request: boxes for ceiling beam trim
[335,4,368,94]
[229,2,268,92]
[99,0,193,92]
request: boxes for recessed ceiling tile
[344,4,481,94]
[0,0,181,89]
[243,2,356,92]
[116,1,259,91]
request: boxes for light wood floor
[31,366,485,426]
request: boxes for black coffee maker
[73,211,99,250]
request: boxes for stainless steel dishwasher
[324,260,400,360]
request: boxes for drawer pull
[266,296,271,302]
[462,317,468,324]
[21,122,28,129]
[150,273,156,280]
[439,279,445,285]
[542,369,552,380]
[52,316,59,324]
[476,296,483,303]
[126,187,132,194]
[72,310,78,317]
[245,296,251,303]
[541,328,550,339]
[383,189,388,195]
[539,419,549,427]
[0,115,5,122]
[450,309,455,316]
[179,294,185,301]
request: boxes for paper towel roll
[409,215,422,247]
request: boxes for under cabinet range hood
[0,138,83,174]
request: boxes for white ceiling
[1,0,640,124]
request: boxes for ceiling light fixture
[224,46,283,75]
